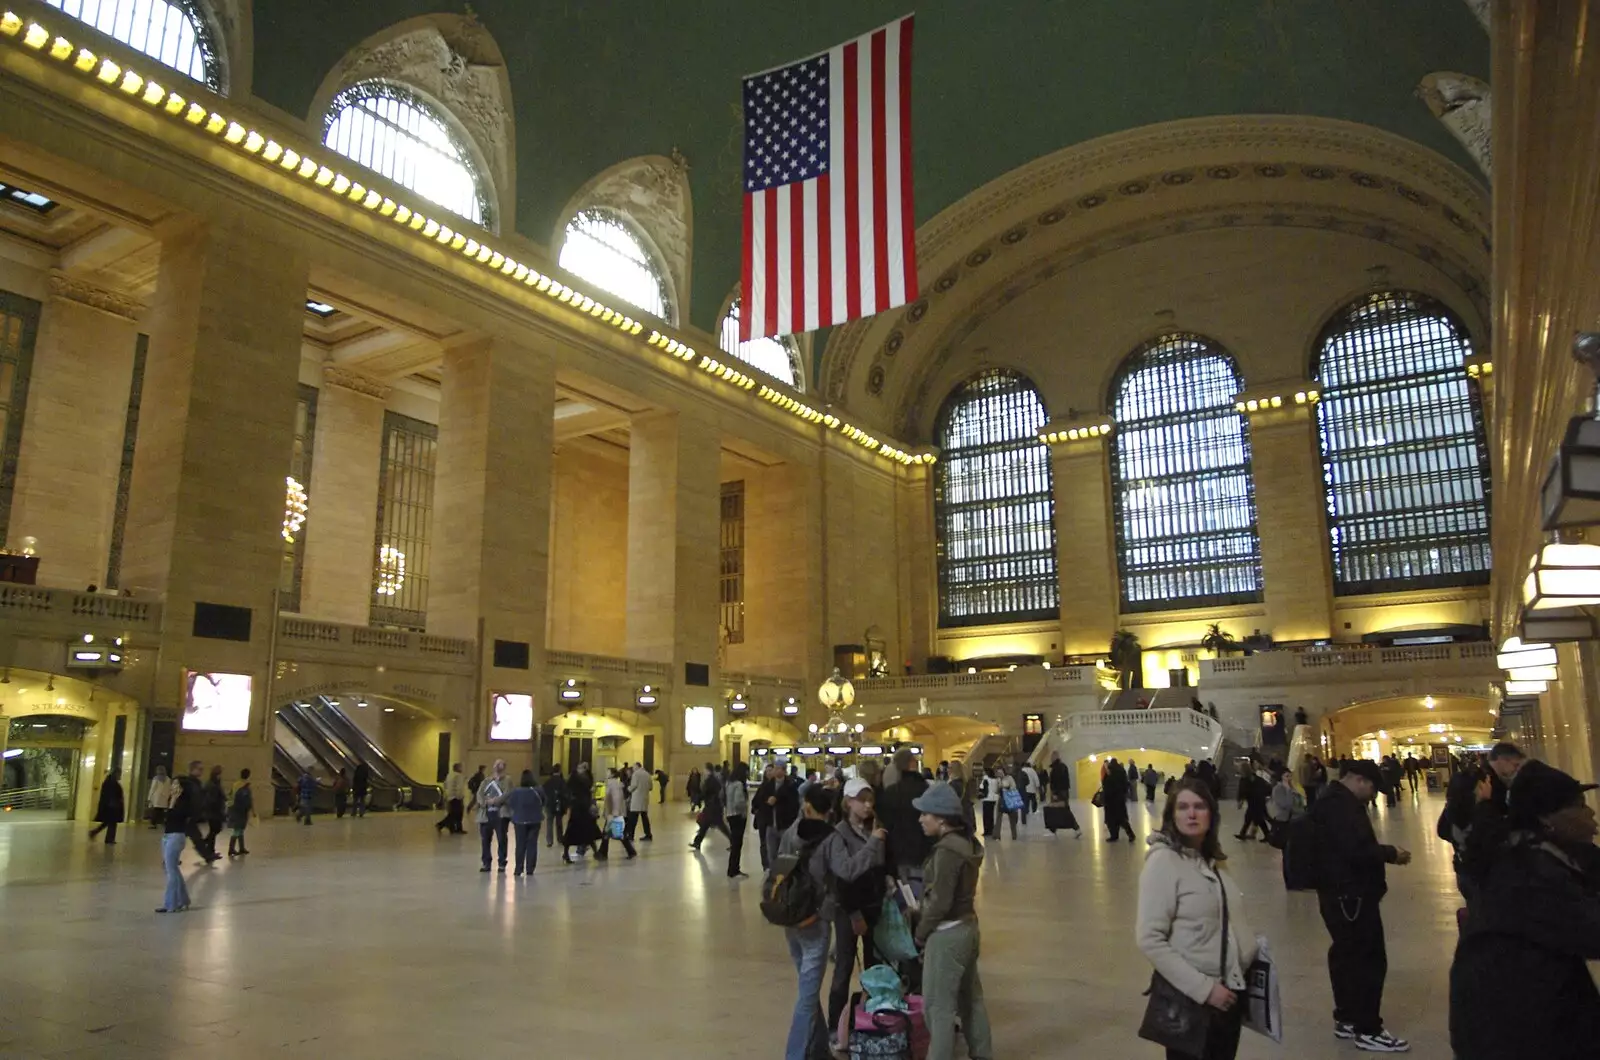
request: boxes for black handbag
[1138,867,1230,1057]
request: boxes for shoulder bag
[1137,865,1229,1058]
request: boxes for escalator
[306,698,442,810]
[272,725,335,815]
[275,702,400,811]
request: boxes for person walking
[1021,761,1042,820]
[821,776,888,1031]
[88,768,124,845]
[687,768,703,812]
[1267,767,1300,842]
[978,766,1001,838]
[465,764,486,816]
[1142,764,1160,804]
[226,768,256,857]
[332,767,350,819]
[1102,759,1136,843]
[352,761,371,817]
[561,763,602,863]
[506,769,545,876]
[200,764,227,858]
[598,767,636,861]
[779,784,835,1060]
[1302,755,1328,807]
[997,769,1021,840]
[625,761,653,843]
[768,765,801,868]
[476,759,512,873]
[1311,759,1413,1052]
[158,765,195,913]
[1137,778,1258,1060]
[295,767,316,826]
[753,763,779,872]
[1126,759,1141,803]
[655,768,668,804]
[542,769,568,849]
[1450,760,1600,1060]
[911,781,994,1060]
[145,765,171,830]
[174,761,214,861]
[437,762,467,834]
[878,747,933,887]
[724,762,751,878]
[1234,768,1272,843]
[691,763,731,851]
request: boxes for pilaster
[299,366,387,623]
[1041,418,1119,657]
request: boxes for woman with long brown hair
[1135,777,1258,1060]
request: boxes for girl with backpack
[775,784,836,1060]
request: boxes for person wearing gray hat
[911,781,994,1060]
[1450,760,1600,1060]
[1307,759,1413,1052]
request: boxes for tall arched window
[558,208,672,321]
[934,369,1057,626]
[1314,291,1491,592]
[323,82,491,227]
[1111,334,1262,611]
[719,298,801,387]
[45,0,220,88]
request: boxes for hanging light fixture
[1542,333,1600,529]
[1523,541,1600,610]
[1519,606,1600,643]
[1496,637,1558,670]
[1505,679,1550,696]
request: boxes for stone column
[121,220,310,783]
[299,367,387,623]
[626,411,721,779]
[1242,393,1334,641]
[430,335,554,772]
[744,458,824,681]
[7,272,140,588]
[1044,424,1119,657]
[895,463,936,676]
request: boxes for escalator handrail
[277,703,358,777]
[308,700,411,788]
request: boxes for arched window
[1111,334,1262,611]
[719,298,801,387]
[323,82,491,227]
[45,0,219,89]
[1314,291,1491,592]
[558,208,672,321]
[934,369,1057,626]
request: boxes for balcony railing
[545,650,672,680]
[0,585,160,629]
[277,617,475,668]
[1200,642,1499,681]
[856,665,1099,694]
[1065,707,1219,735]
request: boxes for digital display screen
[490,692,534,741]
[684,706,715,746]
[182,671,253,732]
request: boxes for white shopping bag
[1242,936,1283,1042]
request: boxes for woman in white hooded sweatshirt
[1136,777,1258,1060]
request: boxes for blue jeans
[785,919,831,1060]
[480,817,510,868]
[161,832,189,910]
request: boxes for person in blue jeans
[779,784,835,1060]
[158,764,196,913]
[505,769,545,876]
[477,759,512,872]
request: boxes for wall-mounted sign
[182,671,252,732]
[489,692,534,741]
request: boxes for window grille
[1110,334,1262,612]
[719,298,800,387]
[105,333,147,588]
[278,384,317,611]
[44,0,219,88]
[1314,291,1491,593]
[934,368,1057,626]
[558,208,671,321]
[370,411,436,630]
[720,481,746,645]
[0,291,40,551]
[324,82,491,227]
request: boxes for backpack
[761,834,825,927]
[1281,812,1321,891]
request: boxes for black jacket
[752,778,777,830]
[352,763,371,796]
[878,772,932,870]
[541,775,567,815]
[166,775,199,834]
[94,777,124,824]
[1451,832,1600,1059]
[1311,781,1397,897]
[1102,766,1128,802]
[1048,760,1071,798]
[200,778,226,823]
[772,776,801,831]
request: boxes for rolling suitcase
[1043,801,1079,832]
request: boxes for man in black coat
[766,767,802,868]
[352,762,371,817]
[876,749,932,884]
[1100,758,1134,842]
[1311,759,1412,1052]
[88,768,124,845]
[752,763,778,871]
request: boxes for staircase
[971,734,1020,770]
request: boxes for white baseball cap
[843,777,873,800]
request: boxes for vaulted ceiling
[249,1,1489,335]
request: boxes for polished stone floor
[0,791,1472,1058]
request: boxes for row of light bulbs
[1235,390,1321,414]
[1040,423,1112,445]
[0,10,923,468]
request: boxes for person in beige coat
[1136,777,1259,1060]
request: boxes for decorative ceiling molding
[308,13,516,231]
[555,152,693,326]
[322,364,391,401]
[821,115,1491,428]
[47,270,140,320]
[1419,72,1492,179]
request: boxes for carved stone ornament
[1419,72,1492,179]
[47,271,140,320]
[322,365,391,401]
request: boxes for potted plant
[1200,623,1239,657]
[1109,630,1143,691]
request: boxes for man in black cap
[1310,758,1413,1053]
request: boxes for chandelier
[376,544,407,596]
[282,476,308,543]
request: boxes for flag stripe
[789,182,806,335]
[897,17,918,301]
[882,24,904,307]
[741,191,756,341]
[870,27,891,314]
[843,40,862,323]
[801,178,820,331]
[816,171,833,329]
[827,44,847,322]
[775,185,792,334]
[763,189,780,340]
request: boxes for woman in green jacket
[912,781,994,1060]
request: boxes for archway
[272,690,448,813]
[546,707,665,781]
[1325,692,1498,767]
[0,668,141,821]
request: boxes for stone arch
[308,13,515,230]
[712,283,809,391]
[818,115,1490,441]
[555,154,692,325]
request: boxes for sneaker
[1354,1030,1410,1052]
[1334,1022,1356,1040]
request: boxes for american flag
[740,15,918,342]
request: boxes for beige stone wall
[299,374,385,623]
[821,444,904,677]
[723,458,823,681]
[547,439,629,656]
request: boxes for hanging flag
[740,15,918,342]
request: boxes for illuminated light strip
[0,9,920,464]
[1039,422,1115,445]
[1233,390,1320,413]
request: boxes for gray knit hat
[912,781,963,818]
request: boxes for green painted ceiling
[252,1,1488,338]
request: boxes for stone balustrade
[1199,642,1500,685]
[277,616,475,674]
[0,583,161,637]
